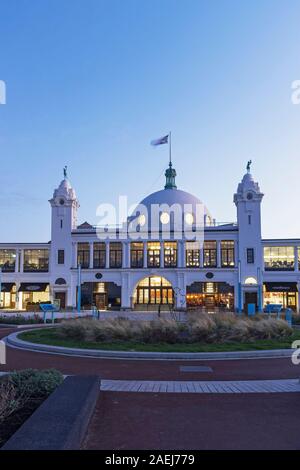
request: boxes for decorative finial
[63,166,67,179]
[246,160,252,173]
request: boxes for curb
[5,329,297,361]
[2,375,100,450]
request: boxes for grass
[19,327,300,353]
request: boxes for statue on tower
[246,160,252,173]
[63,166,67,179]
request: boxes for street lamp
[77,263,81,315]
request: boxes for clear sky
[1,0,300,242]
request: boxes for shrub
[9,369,63,400]
[0,369,63,424]
[56,314,293,345]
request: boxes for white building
[0,163,299,313]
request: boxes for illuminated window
[244,277,257,285]
[93,242,106,269]
[134,276,173,305]
[131,242,144,268]
[24,249,49,272]
[77,243,90,268]
[185,213,194,225]
[109,242,122,268]
[138,214,146,226]
[164,242,177,268]
[0,249,16,272]
[147,242,161,268]
[186,241,200,267]
[221,241,235,267]
[160,212,170,224]
[264,246,294,271]
[204,241,217,268]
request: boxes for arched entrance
[133,276,174,310]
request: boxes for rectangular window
[109,242,122,268]
[0,249,16,272]
[24,249,49,272]
[203,241,217,268]
[186,241,200,267]
[147,242,160,268]
[93,242,106,269]
[77,243,90,268]
[57,249,65,265]
[247,248,254,264]
[264,246,295,271]
[248,215,251,225]
[164,242,177,268]
[131,242,144,268]
[221,241,235,267]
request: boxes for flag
[151,134,169,146]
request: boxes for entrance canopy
[19,283,49,292]
[264,282,297,293]
[0,283,14,292]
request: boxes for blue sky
[1,0,300,241]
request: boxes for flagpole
[169,131,172,165]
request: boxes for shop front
[80,282,121,310]
[18,283,50,311]
[133,276,174,310]
[264,282,298,311]
[186,282,234,311]
[0,283,16,309]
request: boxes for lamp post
[77,263,81,315]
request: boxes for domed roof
[139,188,203,210]
[128,164,212,230]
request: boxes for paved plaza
[1,326,300,449]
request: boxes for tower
[234,162,264,311]
[49,168,79,307]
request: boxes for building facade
[0,163,299,312]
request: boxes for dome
[139,188,204,211]
[128,165,212,231]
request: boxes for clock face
[59,198,65,205]
[246,192,253,200]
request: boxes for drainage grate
[180,366,213,373]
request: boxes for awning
[264,282,298,293]
[19,283,49,292]
[0,283,14,293]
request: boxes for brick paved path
[100,378,300,393]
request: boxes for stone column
[217,241,221,268]
[72,242,77,268]
[294,246,299,272]
[200,244,204,268]
[89,242,93,269]
[15,282,22,310]
[160,242,164,268]
[20,250,24,273]
[177,240,185,268]
[122,242,128,268]
[15,250,19,273]
[121,273,131,310]
[105,241,110,269]
[143,242,147,268]
[176,272,186,310]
